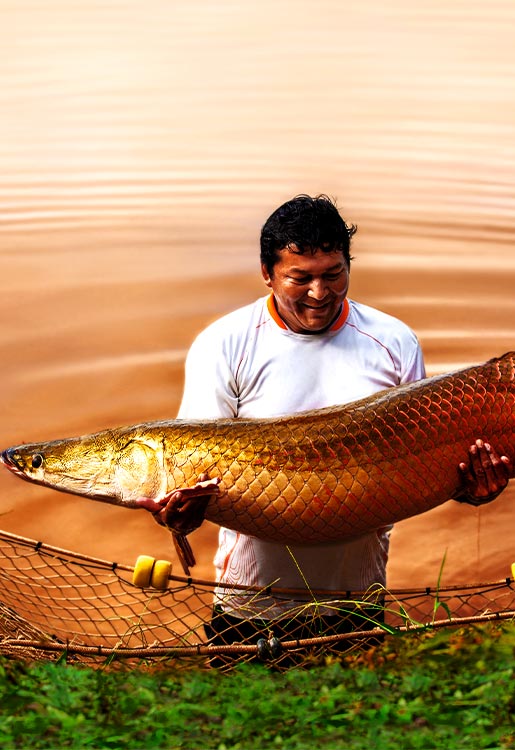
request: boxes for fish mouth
[0,449,24,475]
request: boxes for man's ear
[261,263,273,288]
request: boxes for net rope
[0,529,513,671]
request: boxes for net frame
[0,529,513,670]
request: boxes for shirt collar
[266,295,350,333]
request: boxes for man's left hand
[456,439,511,506]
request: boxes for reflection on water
[0,1,514,583]
[2,1,515,269]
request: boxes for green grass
[0,622,514,749]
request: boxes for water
[1,0,514,587]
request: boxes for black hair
[260,194,357,275]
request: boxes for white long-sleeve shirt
[178,294,425,618]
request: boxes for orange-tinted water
[1,1,514,588]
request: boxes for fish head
[1,428,168,507]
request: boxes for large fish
[2,353,514,546]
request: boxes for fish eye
[31,454,44,469]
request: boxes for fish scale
[1,353,514,545]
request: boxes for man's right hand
[135,474,220,534]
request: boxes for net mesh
[0,529,513,671]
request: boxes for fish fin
[172,532,196,575]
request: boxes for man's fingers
[134,496,165,512]
[456,440,510,506]
[136,477,220,533]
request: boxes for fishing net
[0,529,513,671]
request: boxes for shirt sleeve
[177,327,239,419]
[399,333,426,385]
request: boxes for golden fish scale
[161,353,515,544]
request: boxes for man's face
[261,247,350,334]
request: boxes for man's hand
[135,475,220,575]
[456,439,511,506]
[135,474,220,533]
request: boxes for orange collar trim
[266,294,288,329]
[266,295,349,333]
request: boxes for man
[146,195,510,648]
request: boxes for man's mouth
[303,301,332,311]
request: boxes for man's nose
[307,278,328,299]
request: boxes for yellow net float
[151,559,173,590]
[132,555,172,590]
